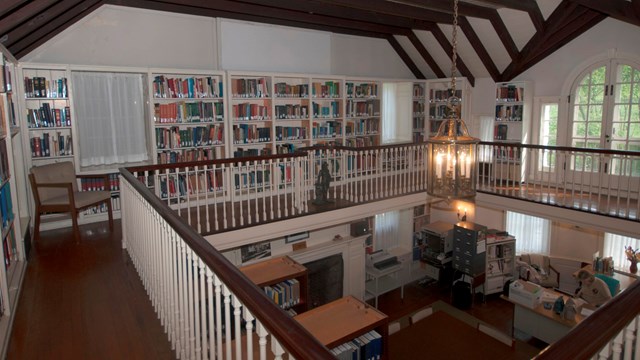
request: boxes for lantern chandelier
[426,0,479,200]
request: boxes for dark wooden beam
[387,35,424,79]
[458,16,500,82]
[0,0,30,18]
[633,0,640,19]
[0,0,59,41]
[500,8,605,81]
[383,0,495,19]
[428,23,475,86]
[406,31,445,78]
[528,2,546,32]
[487,9,520,61]
[10,0,103,59]
[309,0,453,24]
[568,0,640,26]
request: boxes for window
[72,71,149,168]
[537,100,558,171]
[374,210,400,250]
[603,232,640,270]
[506,211,550,255]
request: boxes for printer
[366,250,401,271]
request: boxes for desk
[502,288,585,344]
[365,265,404,308]
[388,311,519,360]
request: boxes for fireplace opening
[303,254,344,310]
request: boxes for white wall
[550,223,602,262]
[330,34,414,78]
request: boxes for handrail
[534,279,640,360]
[479,141,640,157]
[119,167,334,360]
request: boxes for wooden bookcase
[484,233,516,295]
[344,78,381,148]
[0,51,27,359]
[412,81,426,143]
[151,70,226,164]
[426,78,471,138]
[294,295,388,359]
[239,255,309,314]
[311,76,343,147]
[273,74,311,154]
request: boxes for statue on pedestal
[313,162,332,205]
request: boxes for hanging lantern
[426,0,479,199]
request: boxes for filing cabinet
[452,221,487,276]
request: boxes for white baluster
[276,159,282,219]
[256,320,268,360]
[269,158,275,221]
[233,295,243,359]
[214,275,223,360]
[598,343,611,360]
[634,315,640,360]
[187,248,196,360]
[284,161,289,217]
[612,330,624,360]
[243,309,255,360]
[206,268,216,360]
[196,258,206,360]
[261,159,267,221]
[223,285,233,359]
[271,337,285,360]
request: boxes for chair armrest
[33,182,75,189]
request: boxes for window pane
[632,83,640,103]
[590,85,604,104]
[588,105,603,123]
[575,86,590,104]
[617,83,631,103]
[634,69,640,83]
[587,122,601,137]
[574,105,588,122]
[573,121,586,137]
[630,123,640,139]
[632,105,640,122]
[506,211,550,255]
[613,104,629,122]
[612,122,628,139]
[617,64,632,82]
[591,66,606,84]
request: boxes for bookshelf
[294,296,388,359]
[151,70,226,164]
[239,255,308,314]
[0,51,27,359]
[273,75,311,154]
[426,78,470,138]
[493,81,533,182]
[484,232,516,295]
[228,72,273,158]
[412,82,426,143]
[311,77,343,147]
[344,78,380,148]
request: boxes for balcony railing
[121,142,640,359]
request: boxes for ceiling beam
[633,0,640,19]
[384,0,495,19]
[387,35,425,79]
[309,0,453,24]
[428,23,475,86]
[487,9,520,61]
[10,0,104,59]
[458,16,499,82]
[568,0,640,27]
[500,7,605,81]
[406,31,446,78]
[0,0,59,42]
[0,0,30,18]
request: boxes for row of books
[312,121,341,139]
[157,147,224,164]
[275,143,297,154]
[232,125,271,144]
[275,126,307,141]
[26,103,71,128]
[83,194,121,216]
[80,173,120,192]
[345,119,379,136]
[154,101,224,123]
[495,104,523,122]
[413,83,425,97]
[487,242,514,259]
[263,279,301,310]
[593,256,615,275]
[346,100,380,118]
[159,171,225,199]
[0,60,12,93]
[330,330,382,360]
[0,140,9,183]
[231,78,270,98]
[429,88,462,102]
[312,102,340,119]
[275,104,308,119]
[312,81,340,98]
[429,103,460,120]
[155,125,224,149]
[346,82,378,98]
[153,75,223,99]
[274,82,308,98]
[413,101,424,116]
[234,170,271,190]
[30,132,72,157]
[0,184,14,230]
[233,147,271,158]
[24,76,68,98]
[496,85,524,102]
[345,136,380,148]
[2,227,16,271]
[232,103,271,121]
[494,124,510,141]
[413,133,425,143]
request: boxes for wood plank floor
[6,220,545,359]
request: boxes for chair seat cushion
[43,191,111,208]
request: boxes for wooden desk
[388,311,518,360]
[502,288,585,344]
[294,296,388,357]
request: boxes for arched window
[568,60,640,176]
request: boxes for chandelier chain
[450,0,459,96]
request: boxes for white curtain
[375,211,400,250]
[604,233,640,270]
[506,211,550,254]
[72,71,148,167]
[382,83,397,144]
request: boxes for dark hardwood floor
[6,219,544,359]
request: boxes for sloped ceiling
[1,0,638,84]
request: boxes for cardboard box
[509,280,542,308]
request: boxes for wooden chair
[388,321,401,335]
[409,307,433,325]
[29,162,114,242]
[477,323,515,347]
